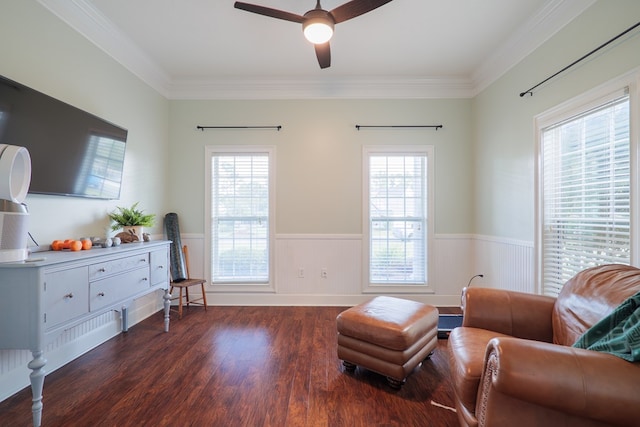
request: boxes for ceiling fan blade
[329,0,393,24]
[314,42,331,69]
[234,2,305,24]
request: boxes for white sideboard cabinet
[0,240,172,427]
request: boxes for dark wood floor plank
[284,307,318,426]
[0,306,459,427]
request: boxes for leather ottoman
[336,296,439,388]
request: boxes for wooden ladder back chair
[169,245,207,319]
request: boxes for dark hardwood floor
[0,306,460,427]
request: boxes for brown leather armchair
[448,264,640,427]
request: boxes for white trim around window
[204,145,276,293]
[534,67,640,296]
[362,145,435,294]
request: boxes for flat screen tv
[0,75,127,200]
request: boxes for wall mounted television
[0,75,127,200]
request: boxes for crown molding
[37,0,173,97]
[38,0,591,100]
[471,0,596,95]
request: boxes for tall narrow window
[363,146,433,293]
[539,91,630,296]
[206,146,275,289]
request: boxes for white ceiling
[38,0,594,99]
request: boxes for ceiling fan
[234,0,394,69]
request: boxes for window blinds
[369,154,427,284]
[210,154,270,283]
[541,94,630,296]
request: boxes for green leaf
[108,202,156,231]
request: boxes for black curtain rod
[355,125,443,130]
[197,125,282,131]
[520,21,640,97]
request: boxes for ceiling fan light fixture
[234,0,395,68]
[302,12,334,44]
[303,21,333,44]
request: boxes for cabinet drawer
[89,253,149,281]
[90,267,150,312]
[150,249,169,285]
[45,267,89,329]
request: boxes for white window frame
[362,145,435,294]
[204,145,276,293]
[535,69,640,296]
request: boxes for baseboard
[206,293,463,307]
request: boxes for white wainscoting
[0,233,534,403]
[181,233,533,306]
[472,235,535,293]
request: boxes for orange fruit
[69,240,82,251]
[51,240,63,251]
[81,239,92,250]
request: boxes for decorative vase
[123,225,144,241]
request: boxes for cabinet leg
[28,350,46,427]
[163,289,171,332]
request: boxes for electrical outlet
[298,267,305,278]
[321,268,327,279]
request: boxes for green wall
[472,0,640,241]
[0,0,170,244]
[168,98,473,235]
[3,0,640,248]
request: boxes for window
[205,146,275,291]
[537,87,633,296]
[363,146,434,293]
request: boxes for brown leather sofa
[448,264,640,427]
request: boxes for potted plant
[108,202,155,239]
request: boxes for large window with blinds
[363,146,434,293]
[538,88,631,296]
[205,146,275,290]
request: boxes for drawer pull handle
[98,292,105,297]
[139,258,147,262]
[142,277,148,281]
[64,293,73,299]
[158,265,164,269]
[98,268,106,273]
